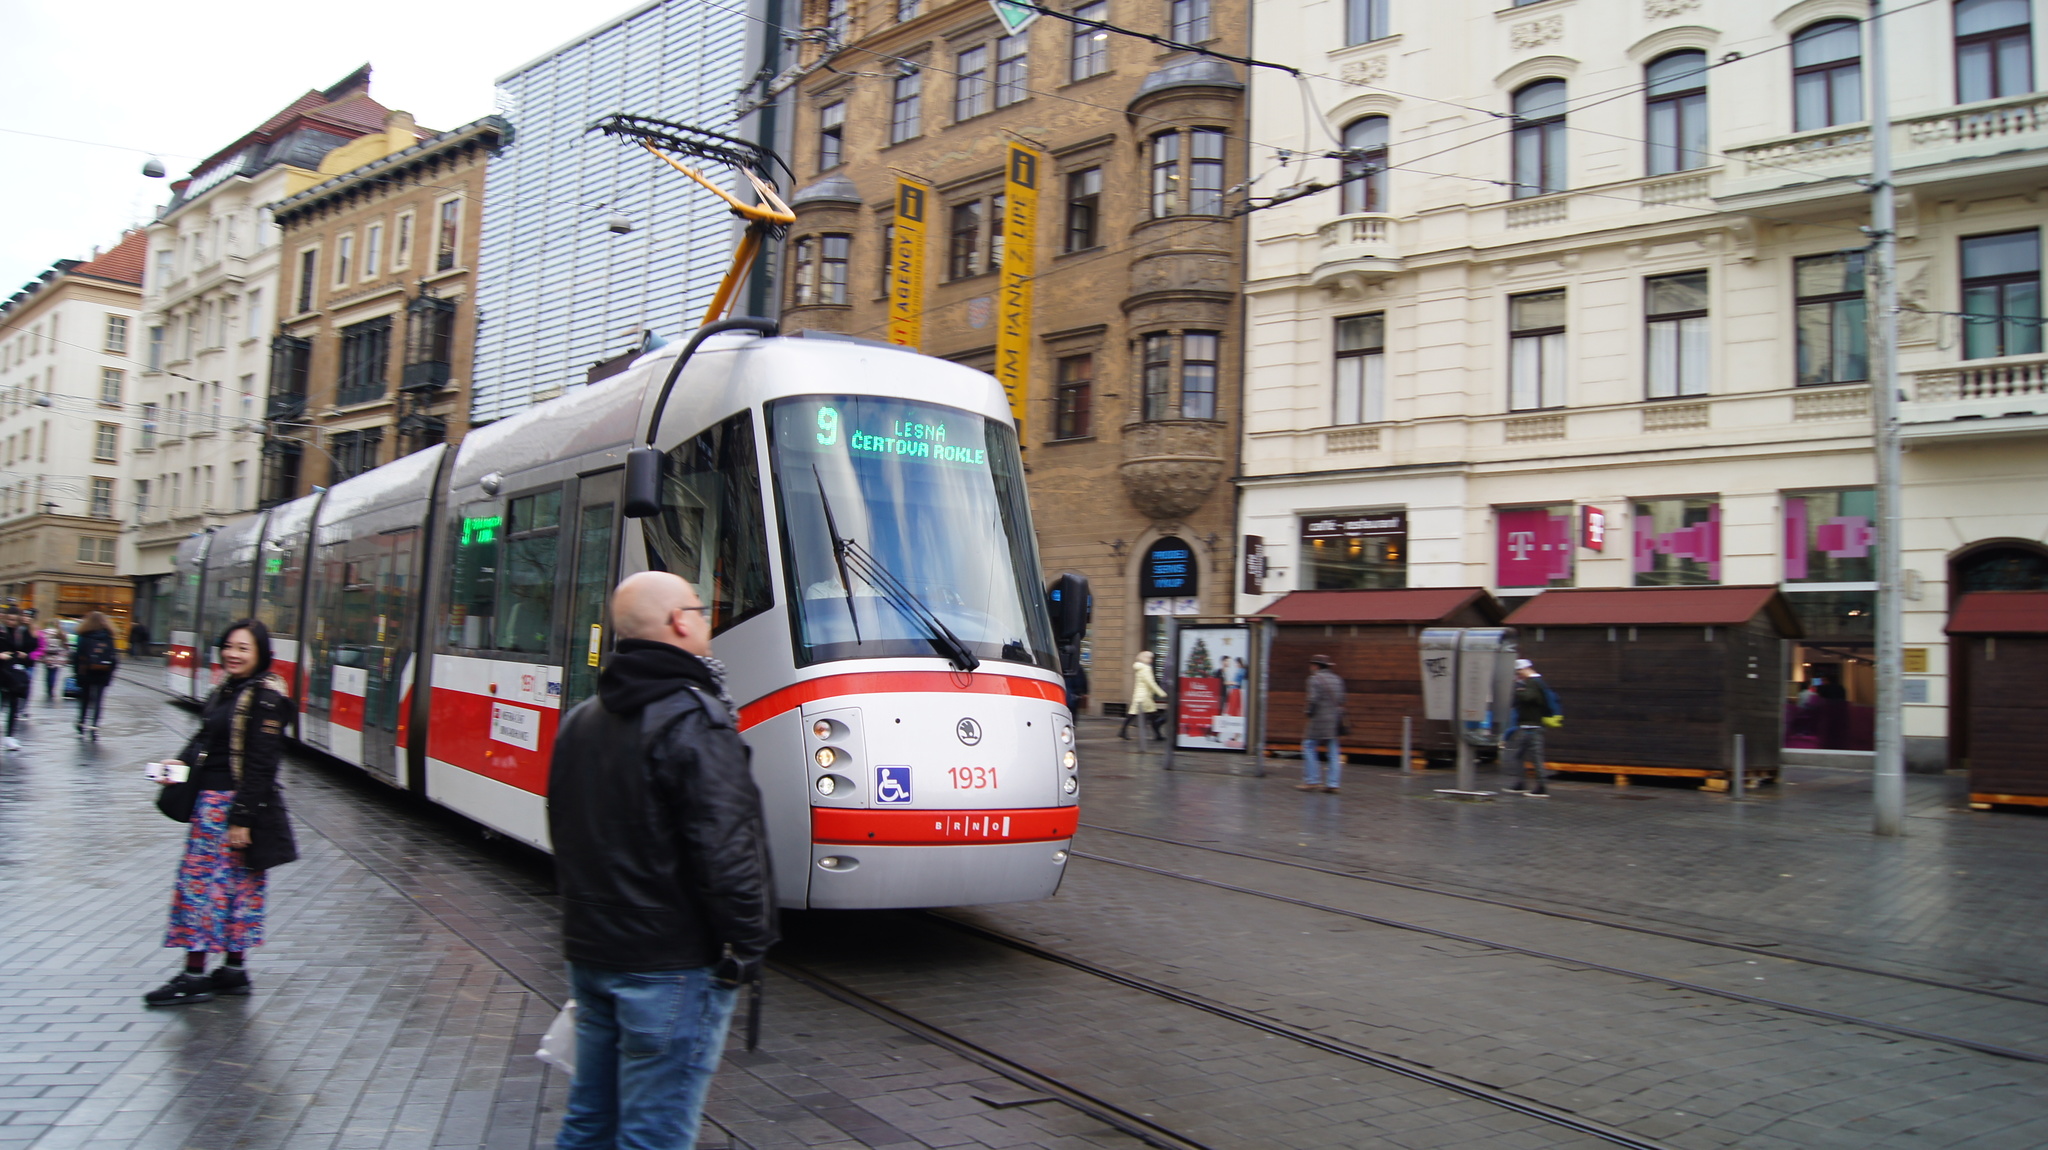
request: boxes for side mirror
[1047,572,1091,642]
[623,446,663,518]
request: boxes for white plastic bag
[536,1000,577,1077]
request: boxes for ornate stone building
[781,0,1249,712]
[265,114,506,502]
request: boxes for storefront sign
[1497,506,1572,587]
[887,180,929,349]
[1141,537,1196,600]
[1301,511,1406,539]
[1242,535,1265,595]
[993,144,1039,434]
[1581,506,1607,551]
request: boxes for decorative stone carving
[1119,420,1227,521]
[1341,57,1389,86]
[1644,0,1699,17]
[1510,16,1563,49]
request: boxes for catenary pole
[1868,0,1906,836]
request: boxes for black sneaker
[144,972,215,1006]
[208,966,252,996]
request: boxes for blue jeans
[1301,738,1342,788]
[557,963,739,1150]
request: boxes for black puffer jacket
[547,639,776,974]
[184,674,299,871]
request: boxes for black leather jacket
[547,640,776,975]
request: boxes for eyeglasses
[672,606,715,619]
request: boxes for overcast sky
[0,0,630,294]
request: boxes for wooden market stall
[1261,587,1503,766]
[1947,591,2048,811]
[1502,586,1800,789]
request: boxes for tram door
[564,471,621,710]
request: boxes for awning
[1504,586,1801,635]
[1947,591,2048,635]
[1259,588,1502,624]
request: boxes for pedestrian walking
[1296,654,1346,792]
[548,571,774,1150]
[129,620,153,656]
[73,612,118,733]
[0,605,42,751]
[1120,650,1167,740]
[144,619,299,1006]
[38,616,68,702]
[1503,658,1561,797]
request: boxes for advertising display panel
[1174,625,1251,752]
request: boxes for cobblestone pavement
[4,678,2046,1149]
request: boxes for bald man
[547,571,775,1150]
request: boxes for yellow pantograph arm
[639,141,795,225]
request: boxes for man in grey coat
[1296,654,1346,793]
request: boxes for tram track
[1083,822,2048,1008]
[1061,844,2048,1066]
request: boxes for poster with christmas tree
[1174,626,1249,752]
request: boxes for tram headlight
[1063,776,1078,795]
[814,746,840,768]
[1062,749,1077,770]
[1059,725,1073,746]
[812,719,835,740]
[816,775,838,796]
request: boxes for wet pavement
[2,671,2045,1149]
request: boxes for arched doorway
[1947,539,2048,769]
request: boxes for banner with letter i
[888,180,929,349]
[995,143,1040,435]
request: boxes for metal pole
[1455,737,1475,793]
[1162,616,1178,770]
[1249,618,1270,777]
[1868,0,1906,836]
[1733,732,1747,800]
[1401,714,1413,773]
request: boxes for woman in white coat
[1120,650,1167,740]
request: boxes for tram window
[498,489,561,654]
[564,502,616,708]
[258,539,304,637]
[647,411,773,634]
[447,500,502,648]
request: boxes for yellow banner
[995,145,1039,435]
[888,181,929,349]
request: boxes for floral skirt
[164,790,266,952]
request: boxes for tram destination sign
[810,403,991,469]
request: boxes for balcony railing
[1721,92,2048,203]
[1311,213,1400,295]
[267,392,307,421]
[402,360,452,391]
[1903,353,2048,440]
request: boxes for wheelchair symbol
[875,766,913,805]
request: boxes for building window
[148,326,165,371]
[395,212,414,269]
[1961,229,2042,359]
[1509,290,1566,410]
[296,249,317,314]
[1170,0,1210,41]
[988,193,1006,274]
[232,461,246,511]
[1339,117,1388,214]
[949,201,983,279]
[818,101,845,169]
[1346,0,1388,44]
[365,222,383,278]
[95,423,118,462]
[89,478,114,519]
[1645,51,1708,175]
[1055,354,1094,439]
[335,234,354,286]
[1189,129,1226,214]
[1633,497,1721,586]
[1793,20,1862,130]
[1511,80,1567,198]
[1646,271,1709,398]
[1072,1,1109,80]
[826,0,848,40]
[154,250,173,286]
[1066,167,1102,250]
[1181,332,1219,418]
[878,221,895,296]
[956,44,991,120]
[141,403,158,450]
[1785,488,1876,583]
[104,315,128,354]
[1957,0,2034,102]
[337,316,393,407]
[1150,131,1181,218]
[1794,251,1868,385]
[1302,512,1407,589]
[897,0,919,20]
[100,368,123,406]
[819,234,850,304]
[77,537,116,565]
[330,428,384,483]
[436,200,461,271]
[136,480,150,521]
[891,67,923,143]
[1497,505,1574,588]
[996,31,1029,106]
[791,236,816,305]
[1334,313,1385,424]
[1142,333,1173,420]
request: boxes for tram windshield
[768,395,1058,672]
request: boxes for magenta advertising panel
[1497,506,1573,587]
[1634,502,1722,582]
[1785,490,1876,582]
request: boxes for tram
[160,321,1081,909]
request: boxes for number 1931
[948,766,997,789]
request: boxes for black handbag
[155,739,204,823]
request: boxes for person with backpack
[0,605,42,751]
[73,612,119,733]
[1504,658,1562,797]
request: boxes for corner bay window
[1961,229,2041,360]
[1181,332,1218,419]
[1646,272,1709,398]
[1150,132,1181,218]
[1190,129,1225,215]
[1794,251,1867,385]
[767,396,1056,669]
[1509,290,1566,410]
[1142,333,1173,420]
[791,234,852,305]
[1334,313,1385,424]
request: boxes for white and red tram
[164,325,1079,908]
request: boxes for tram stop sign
[990,0,1038,33]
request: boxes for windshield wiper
[810,470,980,672]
